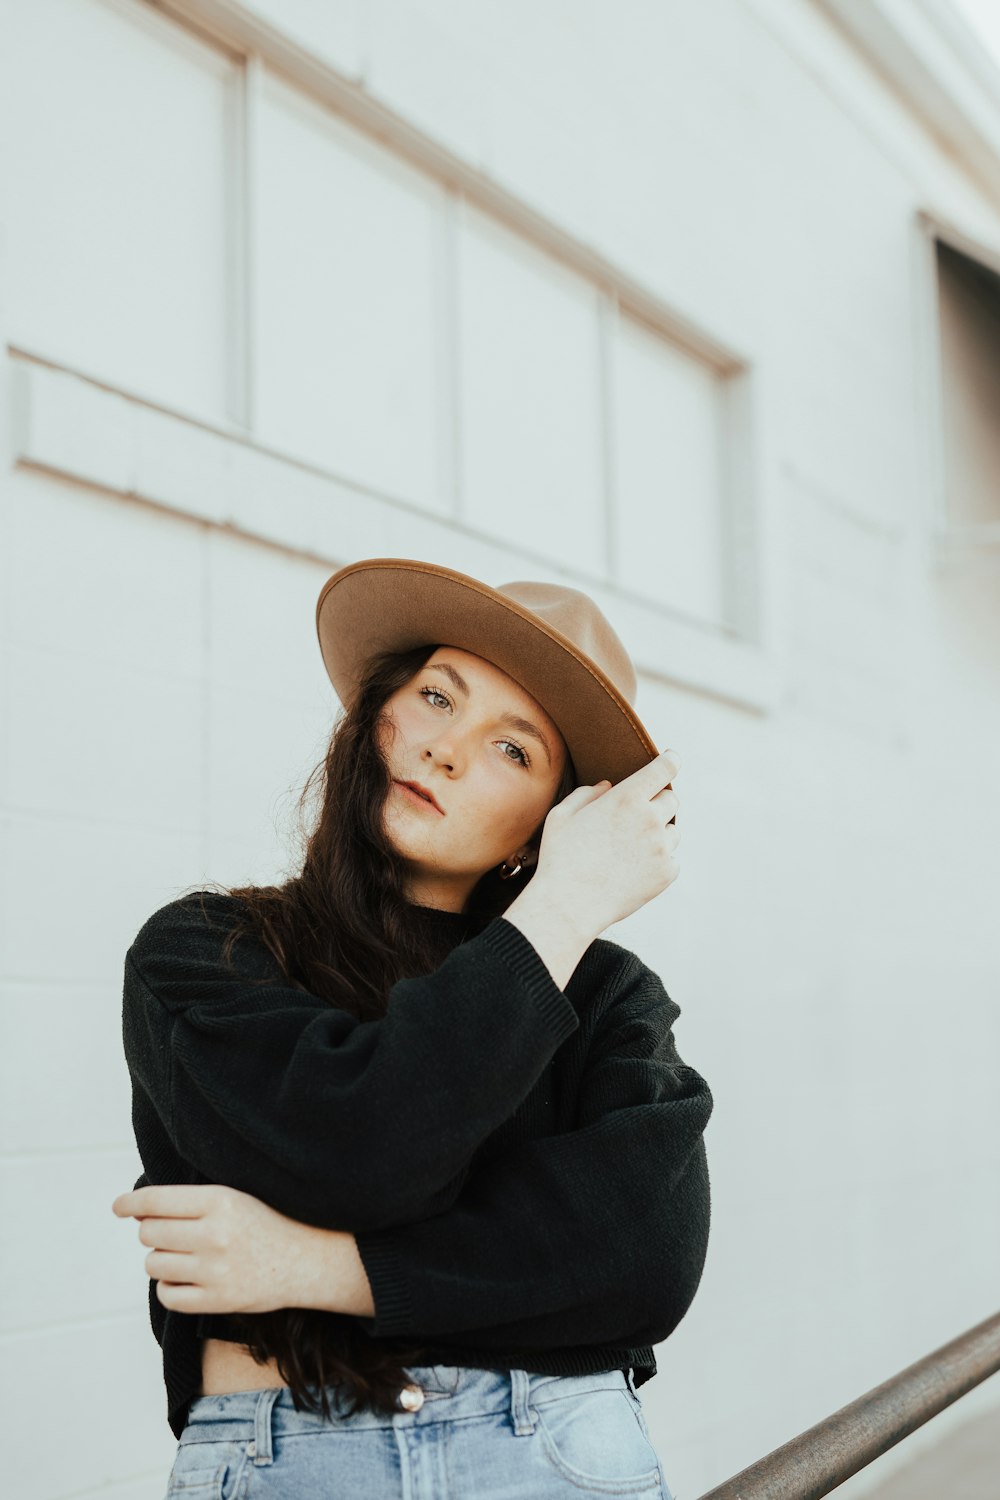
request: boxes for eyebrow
[426,660,553,767]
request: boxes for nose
[423,744,454,772]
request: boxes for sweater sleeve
[352,956,713,1349]
[122,894,579,1232]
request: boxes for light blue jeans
[163,1364,676,1498]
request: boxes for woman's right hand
[533,747,681,935]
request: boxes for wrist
[507,875,599,946]
[500,878,599,992]
[292,1225,375,1317]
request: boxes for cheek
[381,702,417,745]
[489,782,550,839]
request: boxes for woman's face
[376,646,569,912]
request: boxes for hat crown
[495,580,637,706]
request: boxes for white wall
[1,1,999,1497]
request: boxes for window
[933,238,1000,535]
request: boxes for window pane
[457,207,606,573]
[0,0,236,422]
[254,71,445,510]
[613,316,728,628]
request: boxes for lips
[396,781,445,815]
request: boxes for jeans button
[398,1383,425,1411]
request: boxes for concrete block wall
[1,1,998,1495]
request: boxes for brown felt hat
[315,557,662,789]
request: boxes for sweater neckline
[404,900,477,947]
[405,901,470,926]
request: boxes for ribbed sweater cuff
[353,1231,415,1337]
[477,915,580,1044]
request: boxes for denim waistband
[179,1365,641,1462]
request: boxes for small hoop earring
[498,857,523,880]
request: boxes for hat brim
[315,557,659,788]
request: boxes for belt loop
[625,1367,640,1400]
[248,1387,280,1465]
[509,1368,536,1436]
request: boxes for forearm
[287,1223,375,1317]
[128,905,581,1233]
[353,1107,711,1348]
[502,878,597,991]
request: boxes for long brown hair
[185,641,576,1421]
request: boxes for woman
[113,557,712,1500]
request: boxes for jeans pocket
[164,1440,248,1500]
[532,1385,664,1495]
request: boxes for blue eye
[419,685,531,769]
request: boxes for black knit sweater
[121,890,713,1439]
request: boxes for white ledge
[8,349,777,716]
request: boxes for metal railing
[695,1308,1000,1500]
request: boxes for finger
[653,746,681,778]
[112,1185,214,1219]
[137,1217,204,1251]
[145,1250,200,1283]
[650,784,679,825]
[156,1279,208,1313]
[631,746,681,796]
[561,780,612,800]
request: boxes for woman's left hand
[111,1182,331,1315]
